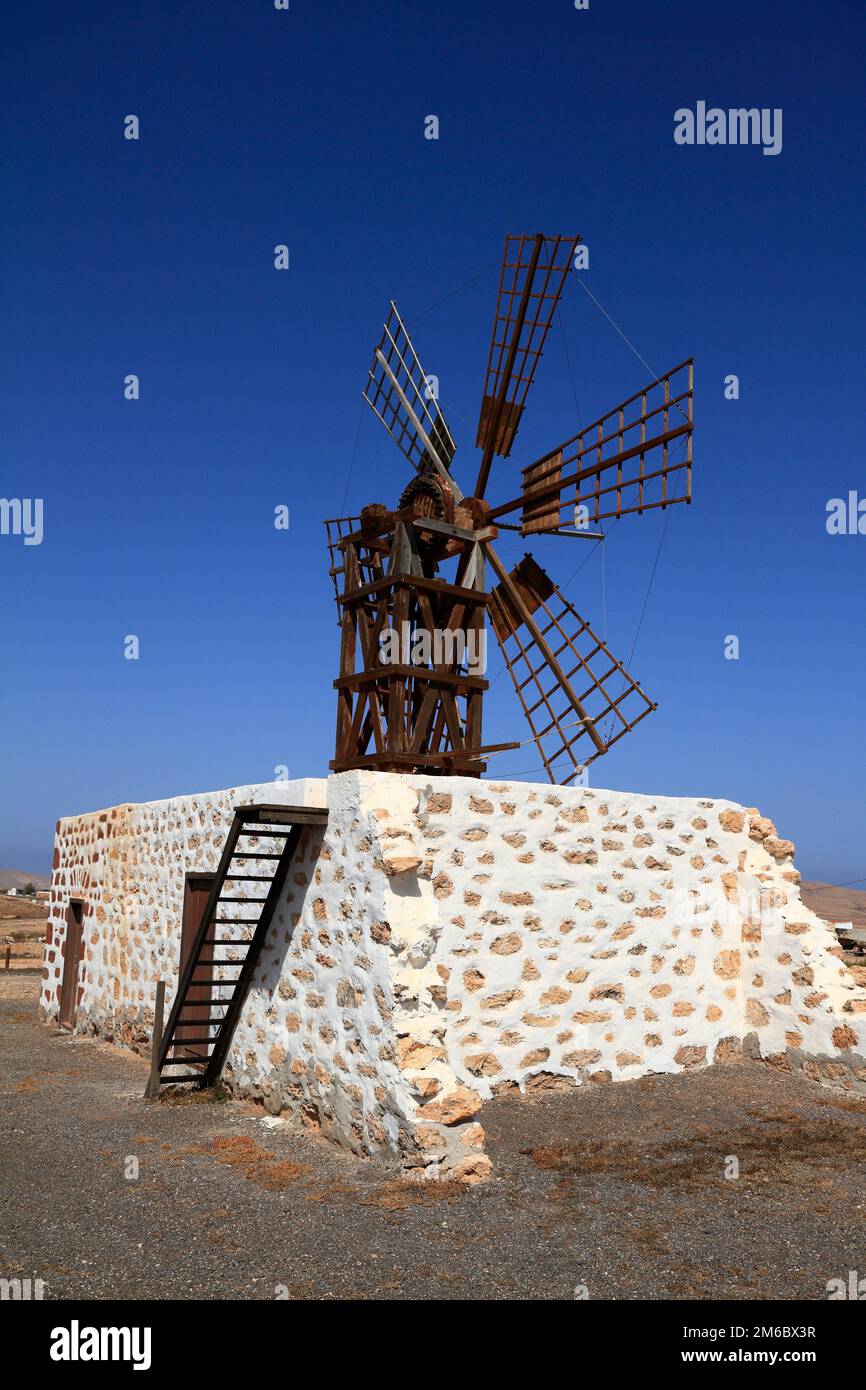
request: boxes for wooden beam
[340,574,491,607]
[334,665,488,692]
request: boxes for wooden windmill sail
[326,232,693,784]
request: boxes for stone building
[42,771,866,1180]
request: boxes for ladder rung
[159,1073,206,1083]
[218,895,269,903]
[223,874,275,881]
[237,829,290,839]
[168,1037,216,1047]
[190,959,246,968]
[200,957,246,966]
[232,852,283,860]
[213,917,260,924]
[190,966,244,976]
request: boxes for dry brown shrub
[210,1134,308,1189]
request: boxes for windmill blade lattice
[363,301,457,481]
[474,233,579,497]
[487,554,656,782]
[491,359,693,531]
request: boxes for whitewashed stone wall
[43,771,866,1182]
[41,780,327,1044]
[223,772,421,1161]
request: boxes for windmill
[325,232,693,785]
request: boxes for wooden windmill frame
[326,233,694,784]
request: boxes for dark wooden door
[176,874,215,1058]
[58,900,84,1029]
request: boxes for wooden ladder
[156,803,328,1090]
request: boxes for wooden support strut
[144,980,166,1100]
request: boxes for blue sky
[1,0,864,882]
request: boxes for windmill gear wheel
[398,472,455,557]
[398,471,455,523]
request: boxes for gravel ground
[2,972,865,1301]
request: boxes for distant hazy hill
[801,881,866,930]
[0,868,50,891]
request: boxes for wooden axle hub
[354,493,495,561]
